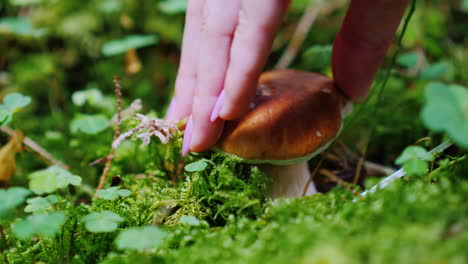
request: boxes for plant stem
[0,126,69,169]
[1,252,9,264]
[0,225,10,264]
[95,76,123,195]
[0,225,8,250]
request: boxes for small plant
[421,82,468,149]
[115,225,169,251]
[395,145,433,176]
[81,211,125,233]
[24,195,61,213]
[28,165,82,195]
[12,212,66,240]
[96,187,131,200]
[0,93,31,126]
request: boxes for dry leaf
[125,49,142,75]
[0,130,24,182]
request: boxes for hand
[168,0,409,156]
[167,0,290,156]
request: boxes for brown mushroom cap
[215,69,347,165]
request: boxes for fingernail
[182,116,193,156]
[210,90,225,122]
[166,98,176,119]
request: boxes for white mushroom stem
[259,162,317,198]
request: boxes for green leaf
[421,82,468,149]
[402,159,429,176]
[81,211,124,233]
[0,17,45,37]
[24,195,60,213]
[159,0,187,14]
[3,92,31,112]
[96,187,131,200]
[185,160,208,172]
[0,105,11,126]
[12,212,66,240]
[28,165,82,195]
[116,189,131,197]
[70,114,109,134]
[395,146,433,164]
[302,45,332,71]
[115,226,169,251]
[180,215,201,226]
[9,0,44,6]
[419,62,451,80]
[102,35,158,56]
[395,146,433,176]
[0,187,31,218]
[0,92,31,125]
[72,88,104,107]
[397,52,419,68]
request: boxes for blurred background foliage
[0,0,467,185]
[0,0,467,263]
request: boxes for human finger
[216,0,289,120]
[167,0,205,121]
[332,0,409,101]
[188,0,240,152]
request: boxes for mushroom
[214,70,352,198]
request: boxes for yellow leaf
[0,130,24,182]
[125,49,142,75]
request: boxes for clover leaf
[0,187,31,219]
[3,93,31,112]
[395,146,433,176]
[28,165,82,195]
[0,105,10,126]
[397,52,419,68]
[0,17,45,37]
[24,195,60,213]
[96,187,131,200]
[70,114,109,134]
[102,35,158,56]
[180,215,201,227]
[0,92,31,126]
[421,82,468,149]
[115,226,169,251]
[185,160,208,172]
[81,211,124,233]
[12,212,66,240]
[159,0,187,14]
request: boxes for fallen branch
[94,76,123,195]
[319,168,359,195]
[0,126,69,170]
[363,160,395,176]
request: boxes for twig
[0,126,68,170]
[319,169,359,195]
[275,0,346,69]
[276,0,323,69]
[94,76,123,195]
[302,154,326,197]
[362,160,395,176]
[326,144,396,176]
[353,151,366,185]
